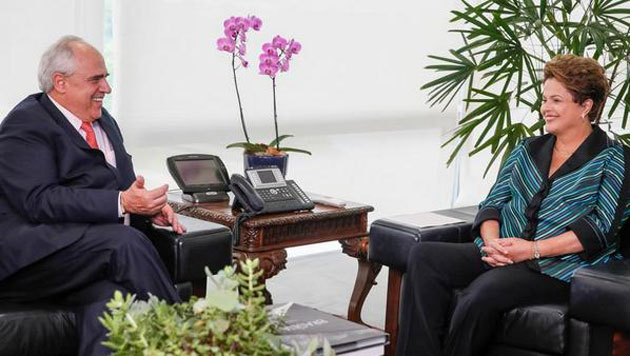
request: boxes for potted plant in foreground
[101,259,334,356]
[217,16,311,176]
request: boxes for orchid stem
[232,52,250,144]
[272,76,279,150]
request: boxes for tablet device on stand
[167,154,230,203]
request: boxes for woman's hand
[496,238,533,263]
[480,220,513,267]
[481,239,514,267]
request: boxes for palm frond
[422,0,630,172]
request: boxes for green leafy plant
[423,0,630,175]
[100,259,332,356]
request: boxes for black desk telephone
[230,167,314,215]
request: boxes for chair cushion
[0,301,76,356]
[447,288,568,355]
[495,304,568,355]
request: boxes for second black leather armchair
[368,206,630,356]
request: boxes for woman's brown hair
[543,54,610,122]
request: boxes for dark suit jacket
[0,93,137,281]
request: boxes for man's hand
[121,175,168,216]
[152,205,186,234]
[481,239,514,267]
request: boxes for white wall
[107,0,497,257]
[112,0,464,143]
[0,0,104,118]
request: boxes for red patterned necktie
[80,122,99,149]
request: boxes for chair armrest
[368,207,477,272]
[570,260,630,332]
[145,214,233,283]
[368,219,473,272]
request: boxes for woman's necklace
[554,126,591,158]
[553,145,574,156]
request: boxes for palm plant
[423,0,630,175]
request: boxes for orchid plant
[255,35,311,155]
[217,15,262,144]
[217,18,311,156]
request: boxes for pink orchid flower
[217,37,236,53]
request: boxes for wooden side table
[168,192,377,323]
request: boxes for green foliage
[101,259,330,356]
[423,0,630,175]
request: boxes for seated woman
[396,54,630,356]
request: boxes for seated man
[0,35,185,356]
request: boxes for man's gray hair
[37,35,90,92]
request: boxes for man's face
[56,44,111,122]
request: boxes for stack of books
[273,303,389,356]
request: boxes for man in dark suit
[0,35,185,356]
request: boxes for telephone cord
[232,211,256,245]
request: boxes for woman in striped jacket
[397,54,630,356]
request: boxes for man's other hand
[121,175,168,216]
[152,205,186,234]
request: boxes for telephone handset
[229,167,315,215]
[230,174,266,213]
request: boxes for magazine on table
[270,303,389,356]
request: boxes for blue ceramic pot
[243,154,289,177]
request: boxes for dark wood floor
[266,250,389,329]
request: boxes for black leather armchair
[368,206,630,356]
[0,214,233,356]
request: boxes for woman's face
[541,78,592,135]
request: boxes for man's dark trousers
[0,223,181,356]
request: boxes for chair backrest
[618,218,630,258]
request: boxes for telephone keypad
[259,187,295,202]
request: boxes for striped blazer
[472,126,630,282]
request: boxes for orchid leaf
[226,142,267,153]
[268,134,294,147]
[278,147,312,155]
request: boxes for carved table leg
[385,268,403,356]
[233,248,288,304]
[340,237,383,324]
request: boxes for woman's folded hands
[481,238,533,267]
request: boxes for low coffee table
[168,192,375,322]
